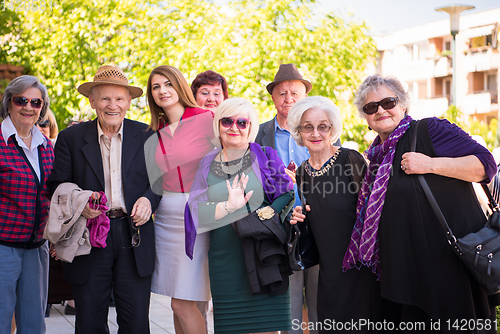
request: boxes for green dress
[198,152,293,334]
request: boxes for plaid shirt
[0,128,54,244]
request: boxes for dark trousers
[73,217,152,334]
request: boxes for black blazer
[255,118,276,149]
[47,118,161,284]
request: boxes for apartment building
[373,6,500,123]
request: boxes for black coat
[47,118,161,284]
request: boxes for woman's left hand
[401,152,432,175]
[226,173,254,212]
[402,152,488,182]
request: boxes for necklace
[305,148,342,177]
[18,131,32,140]
[219,148,249,175]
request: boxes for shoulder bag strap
[482,183,500,213]
[412,121,461,249]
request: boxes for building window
[487,73,498,104]
[445,41,451,51]
[470,35,493,48]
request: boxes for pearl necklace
[18,131,32,140]
[305,148,342,177]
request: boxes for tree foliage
[440,105,497,151]
[2,0,376,147]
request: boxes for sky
[318,0,500,35]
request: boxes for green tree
[440,105,497,151]
[2,0,376,145]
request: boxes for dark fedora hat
[266,63,312,95]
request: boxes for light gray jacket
[43,182,92,263]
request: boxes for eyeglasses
[362,97,398,115]
[12,96,44,109]
[220,117,250,130]
[128,217,141,248]
[298,124,332,133]
[37,120,50,128]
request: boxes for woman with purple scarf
[343,74,499,331]
[185,97,294,334]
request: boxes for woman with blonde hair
[36,108,58,143]
[144,65,215,334]
[186,97,294,334]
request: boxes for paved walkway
[44,293,214,334]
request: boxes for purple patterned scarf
[342,115,412,278]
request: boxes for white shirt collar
[1,116,48,148]
[97,120,124,144]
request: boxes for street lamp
[435,4,474,106]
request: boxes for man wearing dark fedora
[256,63,327,334]
[48,65,161,334]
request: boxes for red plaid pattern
[0,129,54,243]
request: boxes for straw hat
[266,63,312,95]
[78,65,143,99]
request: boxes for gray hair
[288,96,342,146]
[354,74,409,119]
[0,75,50,120]
[213,97,260,145]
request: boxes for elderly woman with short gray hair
[343,74,499,327]
[0,75,54,333]
[288,96,383,332]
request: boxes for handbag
[286,163,319,271]
[412,121,500,295]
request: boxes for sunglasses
[129,217,141,248]
[12,96,44,109]
[362,97,398,115]
[37,120,50,128]
[299,124,332,133]
[220,117,250,130]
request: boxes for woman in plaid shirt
[0,75,54,334]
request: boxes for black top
[297,148,384,330]
[379,119,499,320]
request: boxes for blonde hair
[213,98,259,145]
[288,96,342,146]
[147,65,199,131]
[44,108,59,140]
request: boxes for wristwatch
[256,206,275,220]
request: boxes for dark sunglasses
[299,124,332,133]
[37,120,50,128]
[362,97,398,115]
[12,96,44,109]
[128,217,141,248]
[220,117,250,130]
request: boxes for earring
[368,126,372,131]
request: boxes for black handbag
[286,163,319,271]
[413,121,500,295]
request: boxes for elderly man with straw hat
[48,65,161,334]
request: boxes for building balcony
[464,49,500,72]
[434,57,453,77]
[410,97,449,119]
[463,92,497,115]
